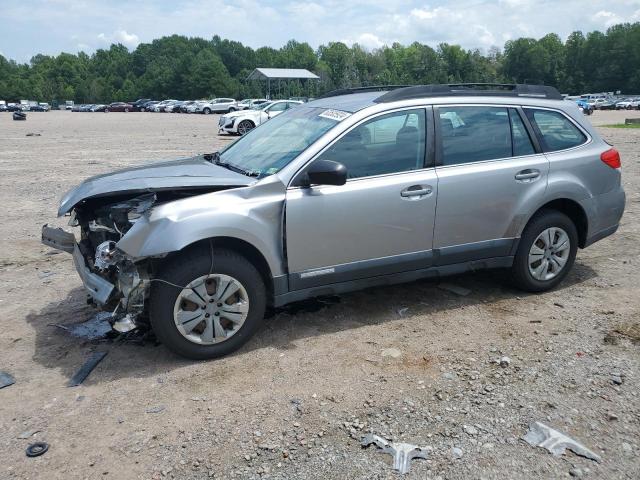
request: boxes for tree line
[1,22,639,104]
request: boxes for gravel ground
[0,109,638,480]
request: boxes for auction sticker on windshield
[319,109,351,122]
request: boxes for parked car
[41,83,625,360]
[0,104,7,112]
[186,101,204,113]
[154,100,178,112]
[91,104,109,112]
[107,102,134,112]
[130,98,152,111]
[180,101,197,113]
[141,100,159,112]
[165,101,185,113]
[615,98,640,110]
[574,99,593,115]
[71,104,83,112]
[236,98,269,110]
[218,100,302,135]
[28,104,48,112]
[195,98,237,114]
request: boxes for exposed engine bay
[43,185,236,333]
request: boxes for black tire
[228,107,236,113]
[237,120,255,135]
[510,210,578,292]
[203,107,211,115]
[149,246,267,360]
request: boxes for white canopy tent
[246,68,320,99]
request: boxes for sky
[1,0,640,63]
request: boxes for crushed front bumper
[41,225,115,304]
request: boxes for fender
[117,176,287,277]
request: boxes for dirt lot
[0,109,638,480]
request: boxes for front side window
[438,106,512,165]
[525,109,587,152]
[267,102,288,112]
[318,109,426,179]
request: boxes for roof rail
[374,83,563,102]
[317,85,410,99]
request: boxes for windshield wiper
[210,153,260,177]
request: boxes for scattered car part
[361,433,429,474]
[25,442,49,457]
[523,421,601,462]
[18,430,41,439]
[0,371,16,389]
[13,111,26,120]
[68,351,108,387]
[112,313,137,333]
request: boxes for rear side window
[438,106,512,165]
[509,109,536,156]
[525,109,587,152]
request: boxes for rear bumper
[582,186,625,247]
[41,225,115,304]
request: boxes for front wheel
[510,210,578,292]
[237,120,255,135]
[203,108,211,115]
[149,247,266,360]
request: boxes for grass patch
[601,123,640,129]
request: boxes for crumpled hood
[58,154,252,216]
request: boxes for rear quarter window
[525,109,587,152]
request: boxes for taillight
[601,148,621,169]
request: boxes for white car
[154,100,178,112]
[195,98,237,114]
[236,98,269,110]
[218,100,303,135]
[615,98,640,110]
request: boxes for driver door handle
[401,185,433,198]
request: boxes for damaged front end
[42,193,157,333]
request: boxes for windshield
[218,106,345,178]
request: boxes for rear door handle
[401,185,433,198]
[515,169,540,181]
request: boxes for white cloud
[1,0,640,62]
[97,30,140,48]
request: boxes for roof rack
[374,83,563,103]
[317,85,410,99]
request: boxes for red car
[107,102,133,112]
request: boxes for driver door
[285,107,438,290]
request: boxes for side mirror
[302,159,347,187]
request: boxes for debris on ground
[25,442,49,457]
[18,430,41,439]
[52,312,115,340]
[523,421,601,462]
[0,371,16,389]
[438,283,471,296]
[25,132,41,137]
[68,351,108,387]
[381,348,402,359]
[499,356,511,368]
[361,433,429,474]
[146,406,166,414]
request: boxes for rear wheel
[237,120,255,135]
[510,210,578,292]
[150,247,266,360]
[124,108,129,112]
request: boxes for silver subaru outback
[42,84,625,359]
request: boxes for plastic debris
[146,405,166,414]
[26,442,48,457]
[361,433,429,474]
[523,421,601,462]
[68,352,108,387]
[0,371,16,389]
